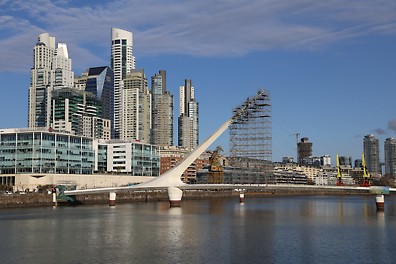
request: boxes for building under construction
[228,89,273,183]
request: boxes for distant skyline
[1,0,396,163]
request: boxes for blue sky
[1,0,396,163]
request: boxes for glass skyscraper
[85,66,115,137]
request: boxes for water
[1,195,395,264]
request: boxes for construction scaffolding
[228,89,273,183]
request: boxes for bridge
[62,90,272,205]
[62,90,394,209]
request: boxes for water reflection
[1,196,396,264]
[376,211,385,226]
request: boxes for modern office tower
[51,88,111,139]
[297,137,312,164]
[354,159,363,168]
[178,79,199,150]
[85,66,115,137]
[363,134,381,175]
[150,70,174,146]
[110,28,135,138]
[121,69,151,142]
[28,33,74,129]
[384,137,396,176]
[0,129,95,175]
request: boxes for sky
[1,0,396,164]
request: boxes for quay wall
[0,186,382,209]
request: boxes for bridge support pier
[375,194,385,211]
[52,192,57,207]
[168,186,183,207]
[239,192,245,204]
[109,192,116,206]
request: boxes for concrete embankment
[0,186,383,209]
[0,193,53,208]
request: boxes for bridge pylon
[168,186,183,207]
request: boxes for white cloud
[388,119,396,134]
[0,0,396,73]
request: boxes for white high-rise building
[28,33,73,128]
[110,28,135,138]
[52,43,73,89]
[121,69,151,143]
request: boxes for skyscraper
[28,33,73,128]
[363,134,381,175]
[110,28,135,138]
[178,79,199,150]
[121,69,151,142]
[151,70,174,146]
[384,137,396,176]
[85,66,115,137]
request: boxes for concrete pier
[52,192,57,207]
[168,186,183,207]
[239,193,245,204]
[375,194,385,211]
[109,192,116,206]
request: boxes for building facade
[178,79,199,150]
[74,72,88,91]
[98,140,160,176]
[151,70,174,146]
[110,28,135,139]
[51,88,111,140]
[384,137,396,176]
[363,134,381,175]
[0,129,94,175]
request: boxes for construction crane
[336,153,344,186]
[291,132,300,162]
[362,152,370,187]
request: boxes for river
[0,195,395,264]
